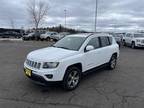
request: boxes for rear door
[99,36,113,64]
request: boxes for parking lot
[0,41,144,108]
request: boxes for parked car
[1,31,21,38]
[51,32,70,41]
[24,33,119,90]
[40,32,58,41]
[23,32,41,40]
[23,33,34,40]
[123,33,144,48]
[112,33,123,47]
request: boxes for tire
[62,67,81,91]
[41,39,44,41]
[53,39,58,42]
[108,55,117,70]
[131,42,135,49]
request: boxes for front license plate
[25,68,32,77]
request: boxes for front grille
[26,59,41,69]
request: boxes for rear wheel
[108,55,117,70]
[40,38,44,41]
[62,67,81,91]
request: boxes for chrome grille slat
[26,59,41,69]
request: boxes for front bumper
[24,64,65,83]
[25,70,48,84]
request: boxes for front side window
[53,36,86,51]
[100,37,110,47]
[87,37,100,49]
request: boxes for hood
[27,47,78,62]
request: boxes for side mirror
[85,45,95,52]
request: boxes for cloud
[0,0,144,32]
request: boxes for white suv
[123,33,144,48]
[40,32,58,40]
[24,33,119,90]
[51,32,70,41]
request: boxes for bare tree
[27,0,49,31]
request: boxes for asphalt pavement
[0,41,144,108]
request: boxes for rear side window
[87,37,100,49]
[100,36,111,47]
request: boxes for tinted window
[87,37,100,49]
[100,37,110,47]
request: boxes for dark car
[1,31,21,38]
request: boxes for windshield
[134,34,144,38]
[53,36,86,51]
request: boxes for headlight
[43,62,59,69]
[136,39,141,42]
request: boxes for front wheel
[62,67,81,91]
[108,55,117,70]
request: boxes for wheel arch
[112,52,118,58]
[66,63,82,72]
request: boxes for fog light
[45,74,53,79]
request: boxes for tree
[27,0,49,31]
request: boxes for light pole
[64,9,67,31]
[94,0,98,33]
